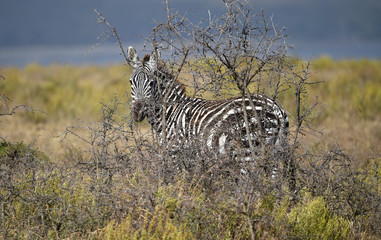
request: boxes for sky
[0,0,380,66]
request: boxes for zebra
[127,46,289,162]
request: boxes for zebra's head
[127,46,160,122]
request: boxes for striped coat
[127,47,289,156]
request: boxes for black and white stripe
[127,47,289,156]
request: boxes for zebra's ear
[127,46,139,67]
[150,48,160,63]
[145,48,160,71]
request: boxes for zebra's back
[161,93,289,155]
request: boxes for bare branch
[91,9,130,65]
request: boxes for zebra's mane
[142,54,151,66]
[142,54,186,97]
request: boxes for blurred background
[1,0,380,66]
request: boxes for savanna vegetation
[1,57,381,240]
[1,1,381,239]
[1,54,381,240]
[1,57,380,164]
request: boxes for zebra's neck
[148,70,190,132]
[152,68,188,103]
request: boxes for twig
[166,0,171,23]
[0,100,34,117]
[93,9,130,65]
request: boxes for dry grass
[1,57,381,165]
[1,57,381,239]
[1,64,132,158]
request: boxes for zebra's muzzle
[132,100,146,122]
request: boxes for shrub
[287,196,350,240]
[100,208,194,240]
